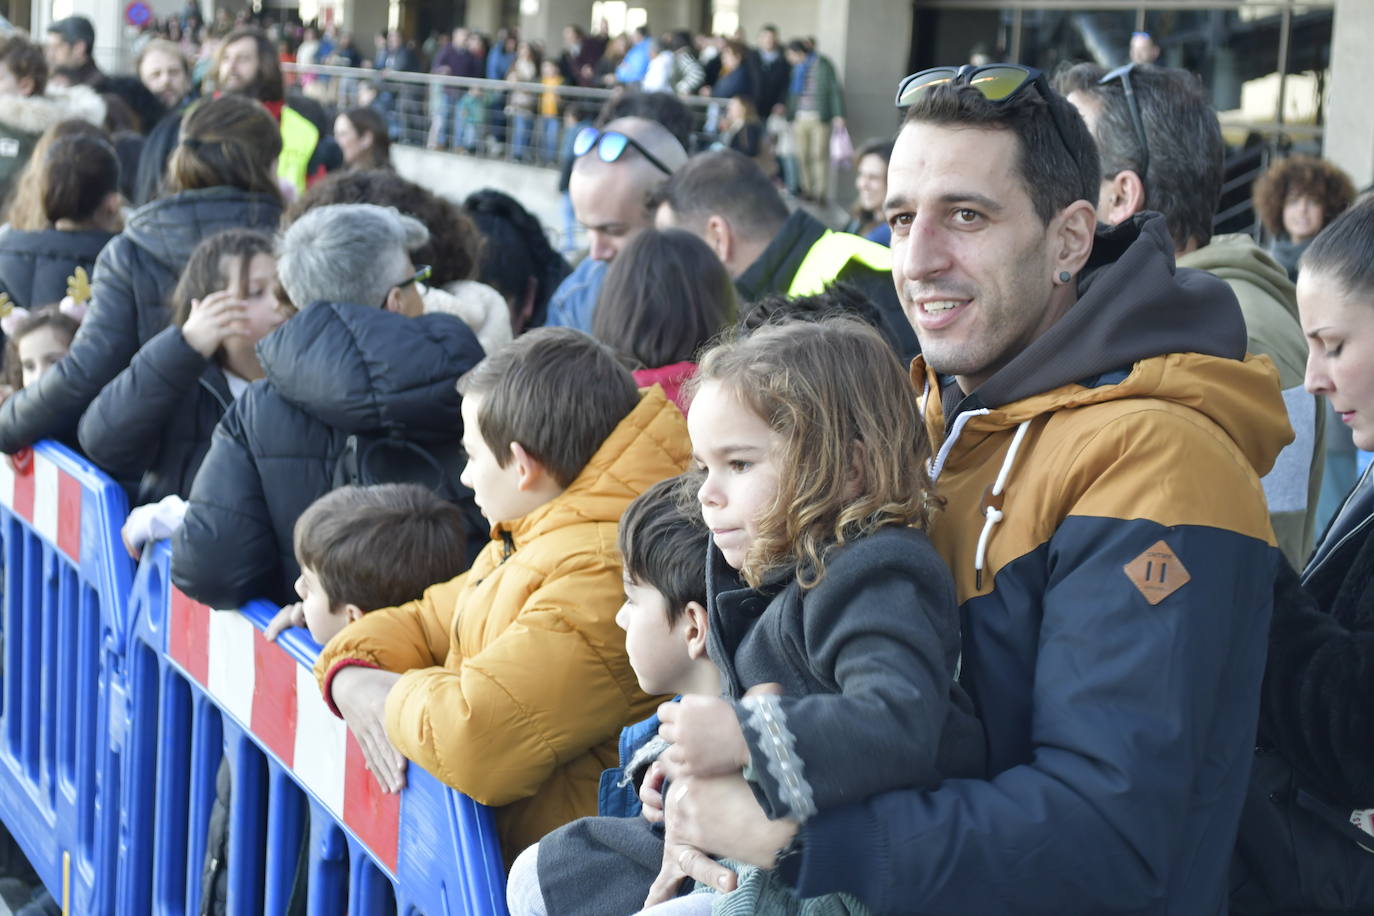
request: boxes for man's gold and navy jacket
[777,214,1294,913]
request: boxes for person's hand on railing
[264,602,307,641]
[331,665,408,793]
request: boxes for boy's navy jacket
[171,299,485,608]
[597,710,664,819]
[776,214,1292,914]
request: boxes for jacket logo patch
[1123,540,1191,605]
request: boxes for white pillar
[1326,0,1374,189]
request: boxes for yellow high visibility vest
[278,106,320,194]
[787,229,892,297]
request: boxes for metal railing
[282,62,721,165]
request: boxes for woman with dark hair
[1232,196,1374,914]
[333,106,391,171]
[1252,153,1357,281]
[465,188,571,334]
[590,227,735,410]
[0,130,120,314]
[843,137,894,246]
[0,94,282,452]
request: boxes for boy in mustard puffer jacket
[312,327,691,864]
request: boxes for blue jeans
[510,112,534,160]
[431,92,458,147]
[539,117,561,164]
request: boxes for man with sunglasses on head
[543,116,688,332]
[1057,62,1320,573]
[640,64,1290,915]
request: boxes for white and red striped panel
[166,587,401,873]
[0,449,82,563]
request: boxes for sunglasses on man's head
[894,64,1083,171]
[1097,62,1151,190]
[572,126,674,176]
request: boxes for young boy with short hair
[505,475,720,916]
[313,327,692,864]
[263,483,470,645]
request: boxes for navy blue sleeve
[782,519,1276,914]
[78,325,210,483]
[171,392,279,608]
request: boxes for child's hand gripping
[329,665,408,793]
[264,602,307,641]
[181,290,250,358]
[645,684,784,906]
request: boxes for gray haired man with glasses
[1059,62,1322,570]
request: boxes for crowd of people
[0,7,1372,916]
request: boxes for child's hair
[592,228,737,370]
[5,120,111,230]
[0,34,48,96]
[3,307,80,389]
[457,327,639,489]
[619,475,709,626]
[42,134,120,225]
[690,318,940,588]
[741,282,900,352]
[293,483,468,613]
[170,228,277,326]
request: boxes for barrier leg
[305,808,347,916]
[152,670,192,913]
[115,642,161,915]
[263,768,306,915]
[183,699,223,916]
[225,735,267,915]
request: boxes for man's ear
[509,441,548,492]
[343,603,365,624]
[704,214,733,266]
[1101,169,1146,227]
[383,285,405,314]
[1053,198,1098,281]
[682,600,710,659]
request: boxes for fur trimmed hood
[0,84,105,136]
[421,279,512,357]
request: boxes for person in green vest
[651,148,918,363]
[133,26,340,206]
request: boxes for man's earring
[1058,271,1072,284]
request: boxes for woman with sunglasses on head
[1232,196,1374,914]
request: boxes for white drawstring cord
[974,419,1032,589]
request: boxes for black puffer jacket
[1232,463,1374,912]
[77,324,235,505]
[170,301,486,609]
[0,227,115,312]
[0,187,281,453]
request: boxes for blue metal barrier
[121,541,509,915]
[0,442,509,914]
[0,440,133,914]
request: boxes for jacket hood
[121,187,282,274]
[0,84,105,136]
[919,350,1293,484]
[421,279,512,357]
[499,385,691,543]
[258,300,485,439]
[974,213,1248,410]
[1177,233,1300,325]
